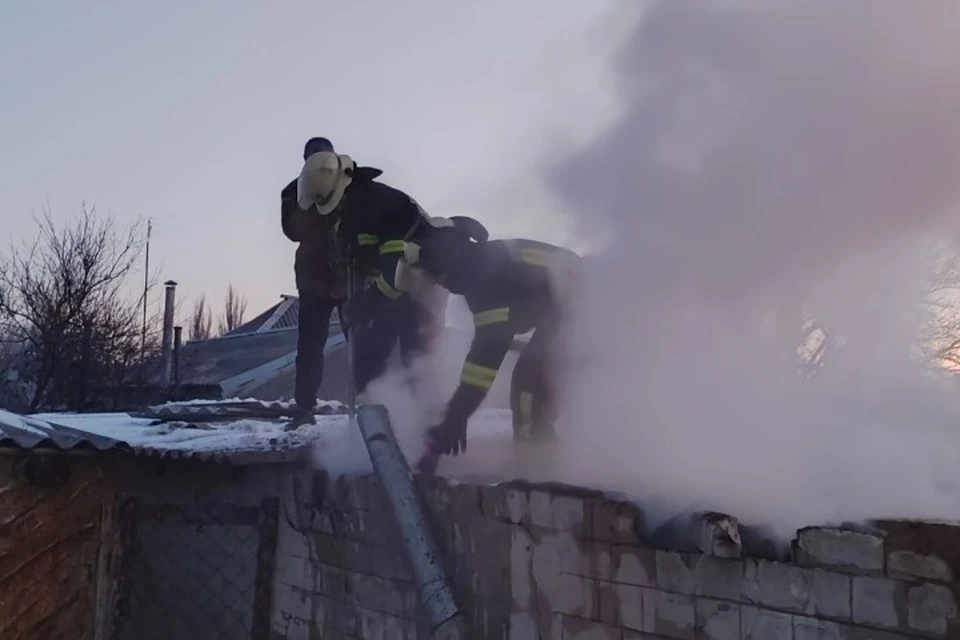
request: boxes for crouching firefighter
[399,225,581,475]
[295,150,475,399]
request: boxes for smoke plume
[540,0,960,536]
[314,1,960,539]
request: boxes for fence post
[356,404,466,640]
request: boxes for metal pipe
[141,218,152,361]
[172,326,182,401]
[160,280,177,387]
[356,404,466,640]
[346,251,357,421]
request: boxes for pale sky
[0,0,632,319]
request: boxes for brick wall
[270,472,960,639]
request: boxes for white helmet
[296,151,356,215]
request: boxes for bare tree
[189,295,213,342]
[786,240,960,375]
[919,242,960,369]
[217,284,248,335]
[0,324,27,412]
[0,205,158,411]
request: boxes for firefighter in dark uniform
[295,150,455,397]
[281,137,350,427]
[397,224,581,474]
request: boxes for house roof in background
[222,295,320,336]
[130,295,347,399]
[245,342,352,404]
[127,295,526,404]
[176,330,302,386]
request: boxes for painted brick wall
[270,472,960,640]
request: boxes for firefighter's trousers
[352,289,443,395]
[510,315,560,443]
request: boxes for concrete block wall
[270,472,960,639]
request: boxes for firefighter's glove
[425,414,468,457]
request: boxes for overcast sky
[0,0,632,317]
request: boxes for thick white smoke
[315,1,960,539]
[311,294,527,480]
[540,0,960,536]
[312,287,475,477]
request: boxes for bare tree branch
[0,204,160,412]
[915,241,960,369]
[189,295,213,342]
[217,284,248,335]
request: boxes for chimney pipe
[160,280,177,388]
[172,326,182,401]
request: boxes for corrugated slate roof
[136,399,346,421]
[0,404,340,465]
[129,447,309,465]
[0,410,128,452]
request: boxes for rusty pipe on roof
[356,404,466,640]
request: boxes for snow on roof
[0,401,342,464]
[35,410,344,464]
[0,409,53,437]
[0,407,128,452]
[1,396,518,468]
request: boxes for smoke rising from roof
[310,1,960,538]
[542,0,960,535]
